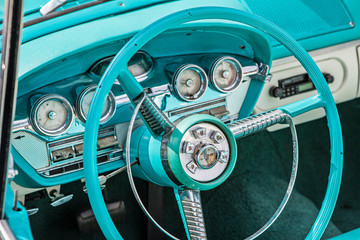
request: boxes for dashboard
[11,28,271,188]
[2,1,359,239]
[7,0,358,198]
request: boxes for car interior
[1,0,360,239]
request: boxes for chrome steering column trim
[175,189,207,240]
[135,91,174,138]
[228,109,286,139]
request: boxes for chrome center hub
[195,144,219,169]
[48,111,57,120]
[222,70,230,79]
[185,78,194,87]
[180,122,230,182]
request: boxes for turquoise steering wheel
[83,7,343,240]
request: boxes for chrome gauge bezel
[30,94,74,136]
[75,85,116,124]
[210,56,243,93]
[127,51,154,82]
[89,51,154,83]
[172,64,208,102]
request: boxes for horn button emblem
[195,144,219,169]
[180,123,230,182]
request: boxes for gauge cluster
[28,87,116,137]
[171,56,245,102]
[210,56,243,93]
[12,50,262,182]
[24,53,260,138]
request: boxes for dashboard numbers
[30,94,74,136]
[172,64,208,101]
[210,56,243,92]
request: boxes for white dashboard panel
[255,40,360,131]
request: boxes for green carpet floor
[25,98,360,239]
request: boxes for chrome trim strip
[178,189,207,240]
[167,98,226,117]
[228,109,286,139]
[242,63,259,76]
[0,220,16,240]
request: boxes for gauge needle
[43,117,50,126]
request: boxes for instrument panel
[12,50,264,184]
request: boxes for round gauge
[30,94,74,136]
[128,51,153,81]
[76,85,116,124]
[172,64,208,101]
[210,56,243,93]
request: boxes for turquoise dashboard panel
[270,0,360,58]
[242,0,353,45]
[1,0,359,60]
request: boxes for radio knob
[324,73,334,83]
[270,87,284,98]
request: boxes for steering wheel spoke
[135,92,174,138]
[279,94,326,117]
[174,188,207,240]
[228,93,328,140]
[117,66,174,138]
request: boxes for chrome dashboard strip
[12,119,30,131]
[168,98,226,117]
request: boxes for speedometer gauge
[76,85,116,124]
[30,94,74,136]
[128,51,153,81]
[210,56,243,93]
[172,64,208,101]
[90,51,153,83]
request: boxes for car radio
[270,73,334,99]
